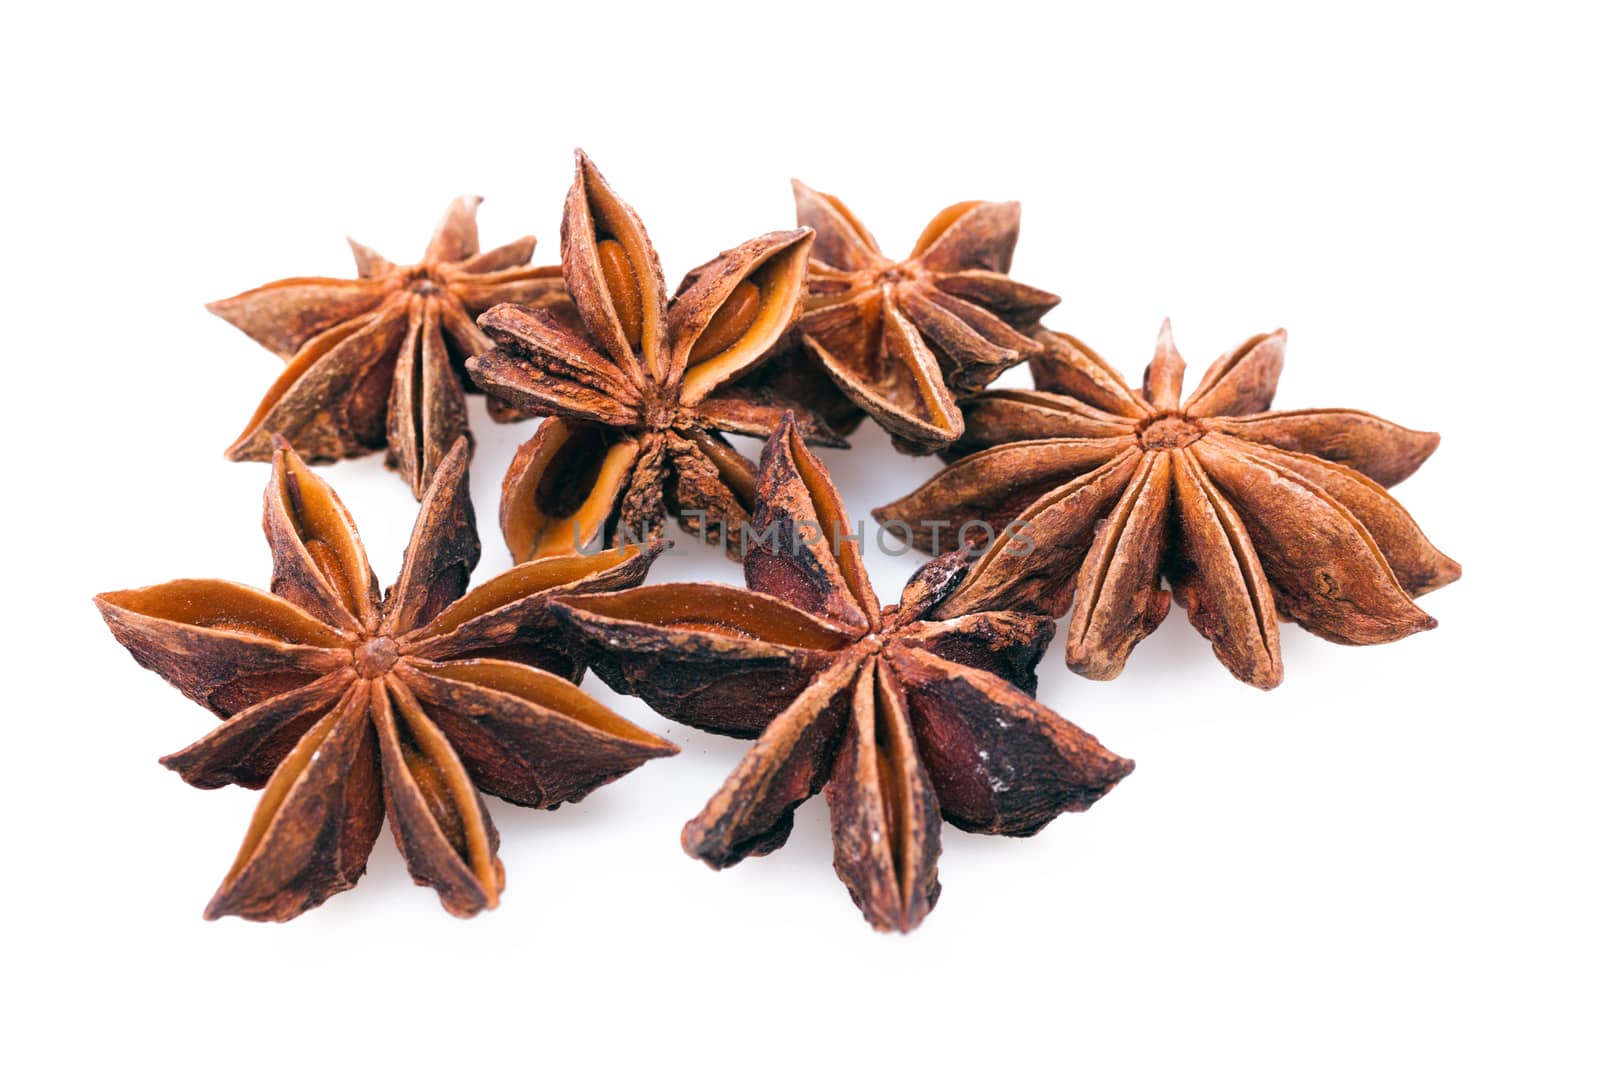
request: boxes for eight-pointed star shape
[467,151,839,562]
[209,197,567,497]
[95,439,674,921]
[878,321,1460,688]
[778,181,1060,453]
[552,414,1132,932]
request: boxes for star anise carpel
[877,321,1460,688]
[780,181,1061,454]
[467,151,835,562]
[94,438,675,921]
[209,197,567,497]
[550,414,1133,932]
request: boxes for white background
[5,2,1595,1063]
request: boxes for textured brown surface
[552,414,1132,932]
[776,182,1060,454]
[878,321,1459,688]
[468,152,831,561]
[210,198,567,497]
[95,439,674,921]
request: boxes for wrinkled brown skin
[783,181,1061,455]
[552,415,1132,933]
[94,438,675,922]
[467,151,837,563]
[209,197,568,498]
[877,321,1461,689]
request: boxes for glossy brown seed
[691,279,761,362]
[94,438,674,921]
[596,239,644,349]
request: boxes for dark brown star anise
[877,322,1460,688]
[779,181,1060,454]
[551,414,1133,932]
[468,151,835,562]
[209,197,567,497]
[94,439,674,921]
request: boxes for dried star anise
[778,181,1060,454]
[467,152,835,561]
[209,197,566,497]
[877,322,1460,688]
[551,414,1133,932]
[94,439,674,921]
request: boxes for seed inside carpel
[690,280,761,363]
[596,238,643,348]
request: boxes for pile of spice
[96,151,1456,931]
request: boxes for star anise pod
[877,322,1461,689]
[94,439,674,921]
[209,197,567,497]
[551,414,1133,932]
[782,180,1060,454]
[467,152,833,562]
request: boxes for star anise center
[403,266,446,296]
[873,260,921,288]
[638,384,686,431]
[1137,413,1206,451]
[353,636,400,678]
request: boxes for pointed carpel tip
[441,434,472,467]
[1157,317,1176,343]
[1109,755,1137,786]
[223,430,258,463]
[679,822,708,861]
